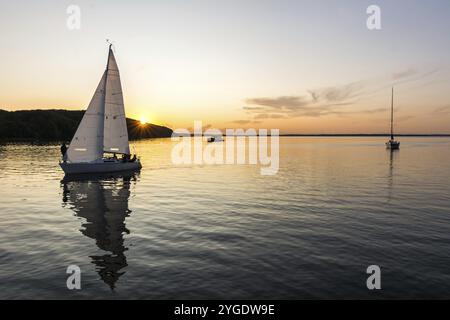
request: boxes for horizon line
[2,108,450,137]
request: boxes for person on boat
[130,154,137,162]
[122,154,130,163]
[60,143,68,163]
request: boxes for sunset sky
[1,0,449,133]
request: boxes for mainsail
[103,47,130,155]
[67,72,106,163]
[66,45,130,163]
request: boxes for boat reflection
[61,172,138,289]
[387,149,398,202]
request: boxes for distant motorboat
[386,87,400,150]
[207,135,224,143]
[60,44,142,174]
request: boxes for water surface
[1,137,450,299]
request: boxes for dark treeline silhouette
[0,109,173,141]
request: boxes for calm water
[1,137,450,299]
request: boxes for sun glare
[139,117,148,125]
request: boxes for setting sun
[139,117,148,125]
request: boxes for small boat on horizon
[207,135,224,143]
[386,87,400,150]
[60,43,142,174]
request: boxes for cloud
[308,90,319,102]
[235,67,442,124]
[360,108,387,114]
[232,119,252,125]
[230,119,263,126]
[269,114,287,119]
[245,96,310,110]
[253,113,288,120]
[254,113,269,119]
[242,80,368,120]
[392,68,417,80]
[393,67,440,86]
[434,105,450,114]
[242,106,264,111]
[245,82,364,114]
[308,81,365,103]
[396,115,415,122]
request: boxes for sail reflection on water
[61,172,138,289]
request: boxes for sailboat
[60,44,142,174]
[386,87,400,150]
[207,135,224,143]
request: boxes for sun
[139,117,148,125]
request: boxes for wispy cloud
[239,67,441,122]
[434,105,450,114]
[253,113,288,120]
[232,119,252,125]
[392,67,440,87]
[242,106,265,111]
[360,108,387,114]
[308,81,366,103]
[245,96,311,110]
[392,67,417,80]
[243,80,378,119]
[396,115,415,122]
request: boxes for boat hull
[386,141,400,150]
[60,160,142,174]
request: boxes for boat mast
[101,41,112,155]
[390,87,394,140]
[106,40,112,71]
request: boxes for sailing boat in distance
[386,87,400,150]
[60,44,142,174]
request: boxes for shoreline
[1,134,449,143]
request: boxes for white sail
[103,48,130,155]
[67,72,106,163]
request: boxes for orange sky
[1,0,449,133]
